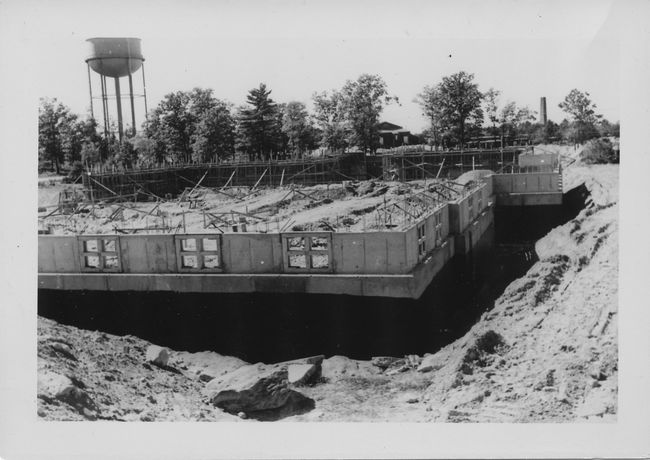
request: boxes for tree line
[39,72,619,175]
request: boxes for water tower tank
[86,37,144,78]
[85,37,148,141]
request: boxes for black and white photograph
[1,0,648,458]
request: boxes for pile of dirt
[37,317,239,421]
[413,164,618,422]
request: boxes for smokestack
[540,97,547,124]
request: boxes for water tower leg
[86,63,94,119]
[100,75,109,138]
[141,62,148,116]
[114,77,124,141]
[128,72,136,136]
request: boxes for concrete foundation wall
[38,229,435,277]
[38,236,80,273]
[518,152,559,169]
[448,184,489,234]
[493,172,560,194]
[222,233,283,273]
[332,232,410,274]
[454,206,494,254]
[120,235,177,273]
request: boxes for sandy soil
[37,159,618,422]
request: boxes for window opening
[104,255,119,269]
[417,223,426,259]
[85,255,100,268]
[80,236,121,272]
[289,254,308,269]
[176,235,221,271]
[283,233,331,271]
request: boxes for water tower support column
[128,71,136,136]
[86,63,94,119]
[114,77,124,141]
[141,62,148,116]
[100,75,109,138]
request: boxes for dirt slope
[412,165,618,422]
[37,163,618,422]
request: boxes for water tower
[85,37,148,141]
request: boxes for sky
[14,0,621,133]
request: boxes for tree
[416,85,450,149]
[191,101,236,163]
[236,83,280,161]
[483,87,501,135]
[597,119,620,137]
[531,120,560,144]
[312,90,350,153]
[499,102,536,138]
[434,71,484,148]
[144,88,230,163]
[130,134,159,167]
[281,101,317,158]
[38,98,78,174]
[66,117,102,165]
[339,74,397,154]
[558,89,603,143]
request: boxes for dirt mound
[417,165,618,422]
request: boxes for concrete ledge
[496,192,562,206]
[38,272,417,299]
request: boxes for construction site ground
[36,145,619,422]
[38,178,467,235]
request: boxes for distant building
[377,122,418,148]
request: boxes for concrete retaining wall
[38,217,455,277]
[492,172,560,194]
[448,183,490,235]
[518,152,559,169]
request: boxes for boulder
[288,363,320,385]
[294,354,325,366]
[38,371,74,397]
[50,342,77,361]
[174,350,248,381]
[38,370,96,415]
[205,364,295,413]
[371,356,400,370]
[417,354,446,373]
[321,355,376,381]
[145,345,169,366]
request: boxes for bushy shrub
[580,138,619,164]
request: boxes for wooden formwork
[380,148,524,181]
[81,148,525,202]
[83,155,370,201]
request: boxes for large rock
[173,350,248,382]
[38,370,96,415]
[288,363,319,385]
[145,345,169,367]
[50,342,77,361]
[321,355,377,381]
[371,356,400,370]
[417,353,445,373]
[205,364,295,413]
